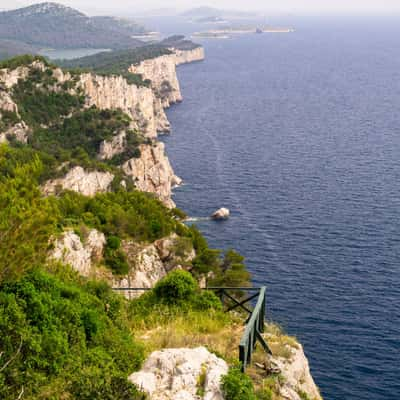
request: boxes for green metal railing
[112,285,271,371]
[237,287,271,371]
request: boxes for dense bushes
[154,270,198,304]
[0,269,145,399]
[221,365,257,400]
[130,270,222,319]
[58,190,176,243]
[12,68,84,127]
[0,54,49,70]
[0,110,20,131]
[0,150,60,283]
[104,235,130,275]
[29,107,140,161]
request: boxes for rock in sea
[211,208,230,220]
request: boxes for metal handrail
[238,286,271,371]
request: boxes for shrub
[221,365,257,400]
[0,269,144,399]
[193,290,223,311]
[154,270,197,304]
[0,54,49,70]
[104,235,129,275]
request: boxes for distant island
[193,26,295,39]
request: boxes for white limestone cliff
[129,347,228,400]
[272,344,322,400]
[128,47,205,109]
[122,142,182,208]
[113,234,195,298]
[49,229,106,276]
[98,131,127,160]
[42,166,114,196]
[78,73,168,138]
[174,47,205,66]
[129,54,182,108]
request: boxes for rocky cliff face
[42,166,115,196]
[174,47,205,66]
[0,51,203,207]
[78,73,167,139]
[49,231,195,298]
[49,229,106,276]
[128,47,205,109]
[129,347,228,400]
[122,142,182,208]
[273,344,322,400]
[129,54,182,108]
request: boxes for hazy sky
[3,0,400,15]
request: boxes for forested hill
[0,2,145,49]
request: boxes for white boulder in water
[211,208,230,220]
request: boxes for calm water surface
[162,18,400,400]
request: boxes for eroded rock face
[50,229,106,276]
[79,73,164,139]
[129,347,228,400]
[42,166,114,197]
[113,234,195,299]
[122,142,181,208]
[98,131,127,160]
[0,121,29,143]
[272,344,322,400]
[129,54,182,108]
[173,47,205,66]
[129,47,205,110]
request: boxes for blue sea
[160,17,400,400]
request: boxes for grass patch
[264,323,299,360]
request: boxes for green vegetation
[0,3,143,50]
[298,390,312,400]
[221,365,257,400]
[0,269,145,399]
[104,235,130,275]
[30,107,136,159]
[0,54,48,70]
[12,67,84,127]
[0,110,20,132]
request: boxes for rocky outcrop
[129,54,182,108]
[42,166,114,196]
[49,231,195,298]
[123,142,182,208]
[0,64,30,89]
[0,121,29,143]
[98,131,127,160]
[129,347,228,400]
[49,229,106,276]
[211,208,230,221]
[272,344,322,400]
[113,234,195,299]
[173,47,205,66]
[0,61,71,143]
[128,48,204,110]
[78,73,167,138]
